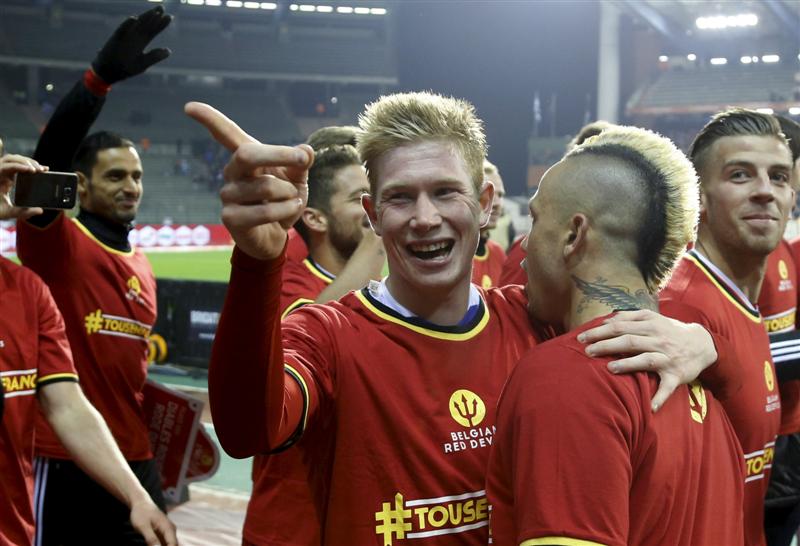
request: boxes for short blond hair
[568,126,699,292]
[357,92,487,194]
[483,159,498,176]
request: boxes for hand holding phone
[0,154,49,221]
[13,171,78,210]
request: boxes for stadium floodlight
[696,13,757,30]
[370,8,387,15]
[186,0,203,5]
[762,55,780,63]
[687,53,697,61]
[354,7,370,14]
[289,3,298,10]
[299,4,316,11]
[147,0,163,3]
[260,2,277,8]
[244,1,259,7]
[205,0,222,5]
[316,5,333,12]
[756,108,774,114]
[740,56,752,64]
[226,0,243,7]
[337,6,354,13]
[658,55,668,62]
[789,107,800,116]
[710,57,728,65]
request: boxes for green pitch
[144,249,233,282]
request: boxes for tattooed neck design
[572,275,656,314]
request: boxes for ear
[301,207,328,234]
[699,187,707,216]
[361,193,381,236]
[564,213,588,262]
[76,171,89,204]
[478,180,495,228]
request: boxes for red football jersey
[758,240,800,434]
[286,227,309,264]
[488,313,745,546]
[279,258,334,319]
[662,250,780,546]
[16,216,157,460]
[0,257,78,546]
[244,255,333,545]
[472,238,506,289]
[498,236,526,286]
[274,284,539,545]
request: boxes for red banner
[142,380,220,504]
[0,223,232,256]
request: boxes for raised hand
[92,6,172,85]
[185,102,314,260]
[0,154,46,221]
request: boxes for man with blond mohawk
[186,91,729,545]
[488,126,745,546]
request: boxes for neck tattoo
[572,275,656,314]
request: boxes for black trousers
[34,457,166,546]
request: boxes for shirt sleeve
[26,269,78,387]
[208,246,329,459]
[495,344,637,546]
[659,299,744,401]
[28,79,106,229]
[16,214,75,280]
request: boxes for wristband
[83,68,111,97]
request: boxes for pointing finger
[184,101,258,152]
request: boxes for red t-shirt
[488,312,745,546]
[212,248,541,545]
[0,257,78,546]
[16,215,157,460]
[662,250,781,546]
[286,227,308,264]
[758,240,800,434]
[472,238,506,289]
[244,255,333,545]
[498,236,526,286]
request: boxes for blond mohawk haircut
[357,91,487,194]
[568,126,699,292]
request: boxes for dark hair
[689,108,785,176]
[72,131,135,177]
[306,126,358,150]
[775,115,800,164]
[294,144,362,243]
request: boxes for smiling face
[363,140,492,307]
[699,134,794,258]
[78,146,143,224]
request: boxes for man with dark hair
[488,125,744,546]
[472,159,506,288]
[244,128,384,545]
[661,108,795,546]
[14,6,174,545]
[761,114,800,546]
[0,155,176,546]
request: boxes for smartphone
[14,171,78,209]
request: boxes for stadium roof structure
[619,0,800,47]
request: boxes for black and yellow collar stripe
[521,538,606,546]
[355,288,489,341]
[686,250,760,323]
[303,258,335,284]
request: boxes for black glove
[91,5,173,85]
